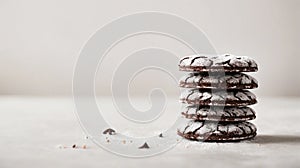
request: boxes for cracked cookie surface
[179,54,258,72]
[178,120,257,141]
[182,106,256,122]
[180,89,257,106]
[179,73,258,89]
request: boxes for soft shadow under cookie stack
[177,54,258,142]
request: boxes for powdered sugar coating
[178,120,257,141]
[182,106,256,121]
[179,73,258,89]
[179,54,258,72]
[180,89,257,106]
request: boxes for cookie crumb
[106,139,110,143]
[82,145,87,149]
[103,128,116,135]
[72,144,76,148]
[159,133,163,138]
[122,140,126,144]
[138,142,150,149]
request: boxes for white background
[0,0,299,97]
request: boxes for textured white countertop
[1,96,300,168]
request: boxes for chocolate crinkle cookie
[178,120,257,141]
[182,106,256,122]
[179,54,258,72]
[179,89,257,106]
[179,73,258,89]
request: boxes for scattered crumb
[107,140,110,143]
[159,133,163,138]
[138,142,150,149]
[103,128,116,135]
[130,140,133,143]
[122,140,126,144]
[57,144,88,149]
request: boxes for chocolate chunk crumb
[103,128,116,135]
[72,144,76,148]
[138,142,150,149]
[159,133,163,138]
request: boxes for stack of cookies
[177,54,258,141]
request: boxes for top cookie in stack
[177,54,258,142]
[179,54,257,72]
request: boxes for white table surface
[1,96,300,168]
